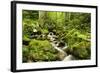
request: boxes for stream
[48,32,75,61]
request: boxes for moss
[63,29,91,60]
[22,11,91,62]
[72,41,91,59]
[23,40,58,62]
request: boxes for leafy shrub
[23,24,33,37]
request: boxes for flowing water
[48,32,75,61]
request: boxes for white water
[51,42,75,61]
[50,42,67,55]
[48,32,75,61]
[63,55,75,61]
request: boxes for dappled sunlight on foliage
[22,10,91,62]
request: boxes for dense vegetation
[22,10,91,63]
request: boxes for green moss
[23,40,58,62]
[72,41,91,59]
[22,10,91,62]
[63,29,91,59]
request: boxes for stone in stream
[30,28,41,39]
[47,32,58,41]
[57,52,67,61]
[63,55,75,61]
[48,32,67,49]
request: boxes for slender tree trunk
[39,11,47,28]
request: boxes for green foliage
[41,29,49,34]
[23,10,39,20]
[22,46,30,62]
[72,41,91,59]
[64,28,91,59]
[22,10,91,62]
[23,24,33,37]
[23,40,58,62]
[23,35,30,41]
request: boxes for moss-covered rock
[63,29,91,60]
[71,41,91,59]
[23,39,59,62]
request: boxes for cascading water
[48,32,75,61]
[30,30,75,61]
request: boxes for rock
[33,29,37,32]
[57,52,67,60]
[63,55,75,61]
